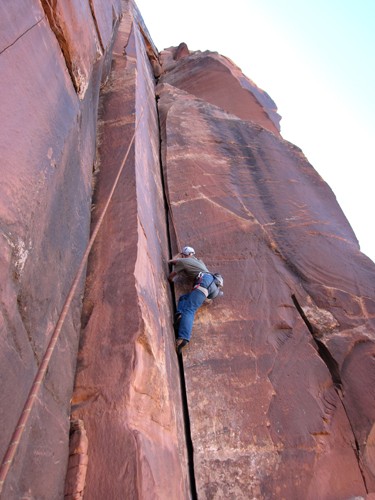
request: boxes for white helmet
[181,246,195,255]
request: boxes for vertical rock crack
[155,95,198,500]
[291,294,369,493]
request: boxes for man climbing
[168,246,222,354]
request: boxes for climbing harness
[193,272,223,299]
[193,272,213,297]
[0,111,144,496]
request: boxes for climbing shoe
[176,338,188,354]
[173,313,182,336]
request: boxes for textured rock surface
[64,420,89,499]
[0,0,120,497]
[159,47,281,135]
[40,0,101,97]
[2,1,375,498]
[70,5,189,499]
[157,48,375,498]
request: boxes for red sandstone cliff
[157,48,375,497]
[1,1,375,499]
[0,0,122,497]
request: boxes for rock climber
[168,246,222,354]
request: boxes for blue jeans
[176,274,213,342]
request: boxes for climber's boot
[176,338,188,354]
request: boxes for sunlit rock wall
[0,0,121,497]
[157,46,375,498]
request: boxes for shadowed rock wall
[0,0,121,497]
[70,3,189,499]
[157,47,375,498]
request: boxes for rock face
[2,1,375,499]
[70,5,189,499]
[157,45,375,499]
[0,0,121,498]
[159,46,281,135]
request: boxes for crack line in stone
[291,294,369,493]
[155,96,198,499]
[0,16,46,55]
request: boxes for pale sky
[135,0,375,262]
